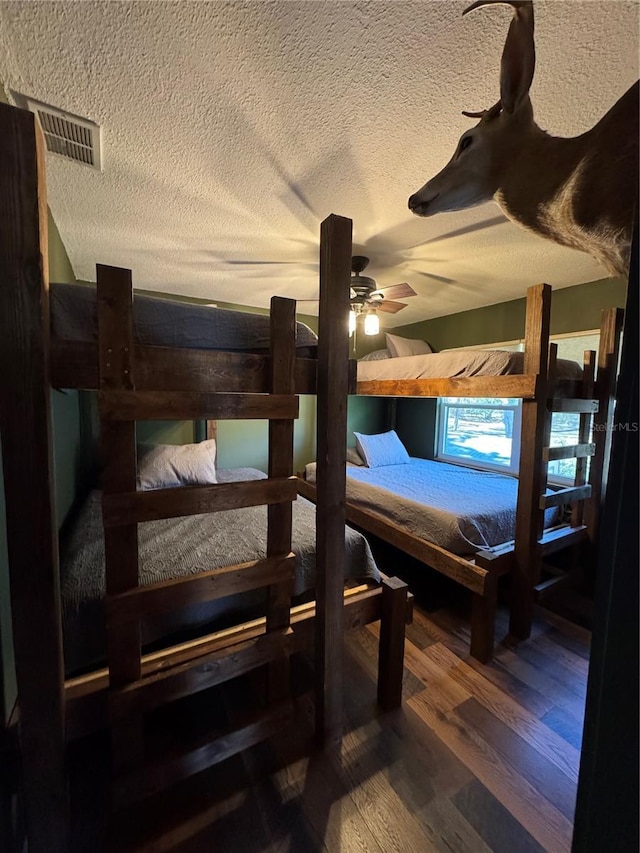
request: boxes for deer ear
[499,2,535,113]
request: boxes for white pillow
[385,333,433,358]
[346,446,365,466]
[137,440,217,490]
[354,430,410,468]
[359,348,392,362]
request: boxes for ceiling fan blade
[377,300,408,314]
[376,282,417,300]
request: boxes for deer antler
[462,101,502,121]
[463,0,532,16]
[463,0,535,115]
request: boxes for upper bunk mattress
[61,467,379,675]
[357,350,582,382]
[50,281,318,353]
[305,457,562,556]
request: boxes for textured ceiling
[1,1,638,326]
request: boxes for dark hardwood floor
[70,599,588,852]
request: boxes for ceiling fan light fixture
[364,310,379,336]
[349,308,357,336]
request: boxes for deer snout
[408,191,439,216]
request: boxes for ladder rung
[103,477,298,526]
[109,629,293,721]
[99,389,299,421]
[542,443,596,462]
[107,553,296,625]
[534,568,581,599]
[540,485,592,510]
[113,700,293,806]
[539,524,588,556]
[548,398,598,413]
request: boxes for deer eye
[460,136,473,152]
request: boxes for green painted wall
[390,277,627,352]
[0,180,79,720]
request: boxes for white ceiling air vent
[21,96,102,171]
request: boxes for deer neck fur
[494,82,639,277]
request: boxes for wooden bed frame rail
[0,104,410,850]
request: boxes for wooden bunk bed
[0,105,411,852]
[299,283,623,663]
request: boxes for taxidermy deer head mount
[408,0,639,277]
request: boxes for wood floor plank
[513,642,588,701]
[416,795,494,853]
[453,778,546,853]
[272,702,420,853]
[397,614,556,720]
[534,632,590,678]
[544,625,591,662]
[457,697,577,821]
[419,641,581,783]
[408,687,574,853]
[491,650,586,726]
[393,636,471,712]
[541,706,585,751]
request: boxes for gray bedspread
[51,281,318,352]
[357,350,582,381]
[305,458,561,556]
[61,468,379,674]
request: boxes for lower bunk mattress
[305,458,562,556]
[61,467,379,675]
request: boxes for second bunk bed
[299,282,623,663]
[0,104,411,853]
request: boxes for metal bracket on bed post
[0,103,68,852]
[315,213,353,747]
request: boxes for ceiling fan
[298,255,418,336]
[349,255,416,313]
[347,256,417,336]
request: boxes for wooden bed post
[378,577,409,709]
[510,283,552,640]
[315,214,352,746]
[266,296,297,699]
[97,264,144,775]
[0,104,67,850]
[584,307,625,545]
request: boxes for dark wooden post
[97,264,144,774]
[377,577,408,709]
[0,103,67,851]
[510,283,551,640]
[315,214,352,745]
[584,307,624,542]
[266,296,296,699]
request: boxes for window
[437,397,522,475]
[436,330,602,482]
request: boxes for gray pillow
[359,348,392,362]
[137,440,217,490]
[346,447,365,466]
[354,430,410,468]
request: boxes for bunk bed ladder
[512,296,623,632]
[97,266,298,803]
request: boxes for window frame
[435,398,523,476]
